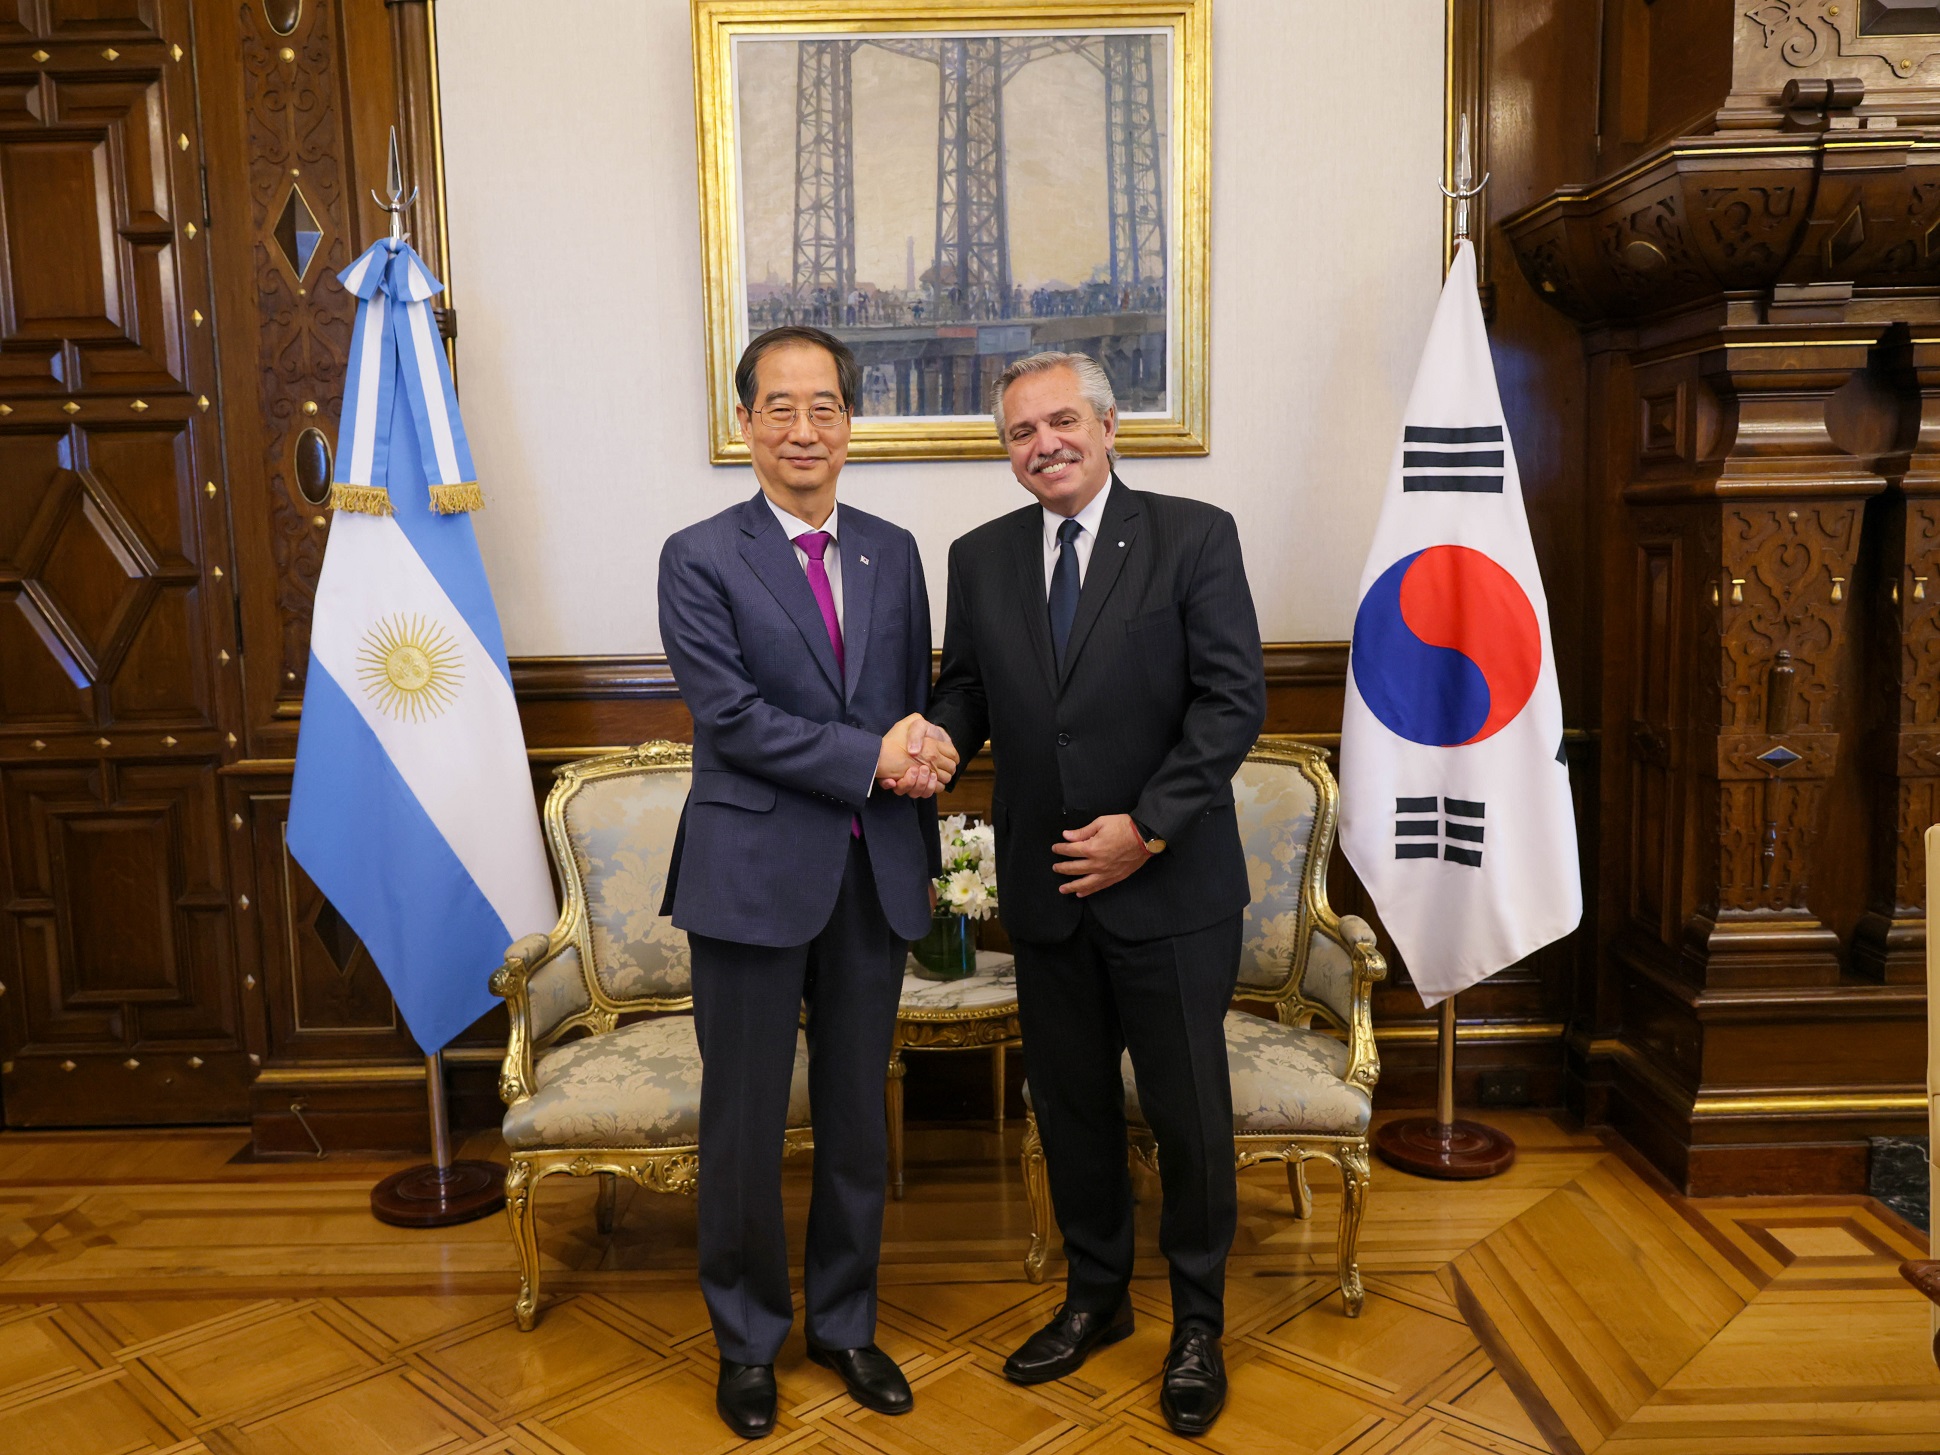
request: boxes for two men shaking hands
[658,327,1265,1442]
[878,716,1157,900]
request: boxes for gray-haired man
[919,352,1266,1436]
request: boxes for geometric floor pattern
[0,1113,1933,1454]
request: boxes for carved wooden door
[0,0,249,1123]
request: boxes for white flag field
[1338,239,1581,1006]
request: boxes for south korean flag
[1338,239,1581,1006]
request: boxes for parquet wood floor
[0,1112,1931,1454]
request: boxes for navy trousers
[690,835,906,1364]
[1013,908,1243,1332]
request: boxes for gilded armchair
[1019,739,1387,1315]
[492,741,812,1331]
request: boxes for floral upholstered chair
[1019,738,1387,1314]
[491,741,812,1330]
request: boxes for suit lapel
[736,492,843,696]
[1009,508,1059,696]
[838,510,879,703]
[1058,478,1140,687]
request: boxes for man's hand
[1052,814,1152,897]
[877,715,959,797]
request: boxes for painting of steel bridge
[749,32,1169,418]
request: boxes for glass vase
[912,912,976,981]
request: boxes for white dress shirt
[767,494,843,627]
[1041,484,1112,595]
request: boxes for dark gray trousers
[1013,908,1242,1331]
[690,836,906,1364]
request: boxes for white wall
[436,0,1445,655]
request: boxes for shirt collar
[1042,480,1111,548]
[766,493,838,545]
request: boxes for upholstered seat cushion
[501,1014,810,1150]
[1023,1010,1372,1138]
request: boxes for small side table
[888,950,1018,1200]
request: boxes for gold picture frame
[692,0,1211,463]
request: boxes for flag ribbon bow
[329,238,482,517]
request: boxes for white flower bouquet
[914,815,999,979]
[934,814,999,919]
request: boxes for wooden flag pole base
[1373,997,1516,1180]
[371,1052,507,1227]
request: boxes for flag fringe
[429,482,484,514]
[329,484,394,517]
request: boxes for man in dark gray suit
[658,327,957,1440]
[921,352,1265,1437]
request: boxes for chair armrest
[1331,914,1388,1095]
[491,932,563,1108]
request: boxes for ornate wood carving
[1853,341,1940,978]
[1500,12,1939,1185]
[1701,502,1862,932]
[1503,139,1940,327]
[237,0,355,707]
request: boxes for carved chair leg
[1021,1111,1051,1284]
[595,1170,617,1235]
[886,1049,907,1202]
[1336,1143,1371,1318]
[504,1157,544,1332]
[1288,1155,1314,1220]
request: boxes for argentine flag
[1338,240,1580,1006]
[288,239,555,1054]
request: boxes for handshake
[876,714,959,798]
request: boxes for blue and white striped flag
[288,239,555,1054]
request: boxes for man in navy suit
[658,328,957,1439]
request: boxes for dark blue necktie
[1048,517,1083,667]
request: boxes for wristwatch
[1132,818,1167,855]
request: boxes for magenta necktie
[797,531,859,835]
[796,531,845,675]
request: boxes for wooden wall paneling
[0,0,253,1125]
[184,0,468,1143]
[1503,60,1940,1188]
[1475,0,1608,1124]
[1850,335,1940,981]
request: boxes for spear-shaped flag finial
[372,125,419,244]
[1441,114,1490,245]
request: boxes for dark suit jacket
[658,491,941,946]
[928,478,1266,943]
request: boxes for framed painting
[692,0,1210,462]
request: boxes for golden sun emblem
[356,614,464,722]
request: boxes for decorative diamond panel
[1757,744,1803,769]
[273,184,324,281]
[34,491,144,667]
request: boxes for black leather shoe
[716,1360,777,1439]
[1002,1298,1135,1385]
[806,1342,913,1415]
[1159,1322,1226,1436]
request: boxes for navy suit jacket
[658,491,941,946]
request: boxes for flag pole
[1373,997,1516,1179]
[1371,114,1517,1182]
[344,129,504,1228]
[371,1051,507,1226]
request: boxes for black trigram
[1401,425,1505,493]
[1394,796,1486,868]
